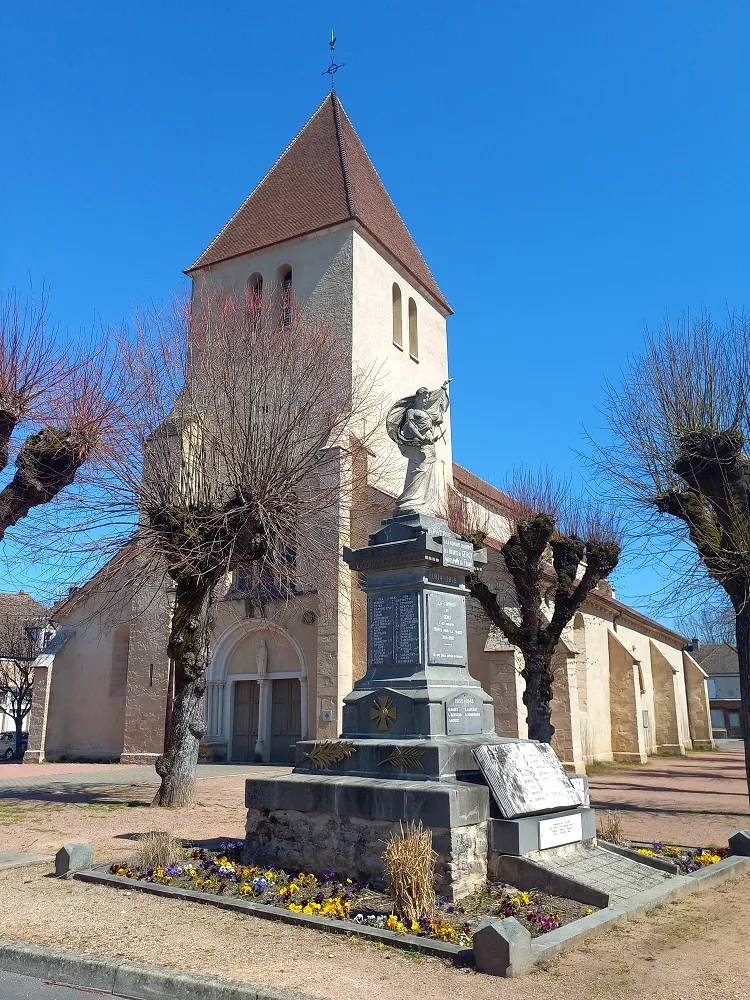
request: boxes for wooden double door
[231,678,302,763]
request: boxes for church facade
[24,94,713,772]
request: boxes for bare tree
[441,474,621,743]
[0,612,46,758]
[677,595,736,647]
[597,311,750,796]
[0,287,123,541]
[94,281,378,806]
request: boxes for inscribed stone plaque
[445,691,484,735]
[473,741,581,819]
[393,591,420,663]
[538,812,583,850]
[367,591,421,666]
[367,593,394,666]
[441,536,474,571]
[426,591,468,666]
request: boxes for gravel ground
[587,749,750,846]
[0,775,249,858]
[0,861,748,1000]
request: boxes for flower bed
[108,841,588,944]
[635,843,729,873]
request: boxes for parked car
[0,732,28,759]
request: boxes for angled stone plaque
[427,591,468,666]
[473,741,581,819]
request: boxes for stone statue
[255,638,268,678]
[386,381,451,514]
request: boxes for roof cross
[321,30,345,89]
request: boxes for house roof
[0,591,50,661]
[691,642,739,676]
[187,92,451,314]
[0,591,48,626]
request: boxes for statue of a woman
[386,381,451,514]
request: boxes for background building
[25,94,713,771]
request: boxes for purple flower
[323,868,335,881]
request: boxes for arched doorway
[205,619,308,763]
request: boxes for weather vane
[322,30,344,89]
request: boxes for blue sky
[2,2,749,620]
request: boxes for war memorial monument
[243,384,595,896]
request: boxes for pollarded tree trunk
[153,577,214,807]
[13,713,25,760]
[522,649,555,744]
[734,605,750,807]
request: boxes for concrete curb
[0,938,319,999]
[73,869,470,963]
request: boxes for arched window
[408,297,418,360]
[392,283,403,348]
[278,265,293,328]
[247,273,263,324]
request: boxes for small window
[392,283,403,349]
[408,297,418,360]
[279,266,293,328]
[247,273,263,322]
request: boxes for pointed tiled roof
[187,93,451,314]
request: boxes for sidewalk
[588,747,750,845]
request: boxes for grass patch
[0,805,32,824]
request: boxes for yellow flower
[288,883,299,894]
[585,908,593,915]
[385,915,400,930]
[410,920,420,932]
[636,848,656,858]
[695,852,722,867]
[288,903,303,913]
[263,871,275,880]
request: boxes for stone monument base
[244,735,510,898]
[489,807,597,856]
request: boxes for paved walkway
[532,843,670,905]
[0,762,289,797]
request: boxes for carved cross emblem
[370,695,397,731]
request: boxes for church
[24,92,714,773]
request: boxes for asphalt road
[0,967,133,997]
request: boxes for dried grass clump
[383,821,437,922]
[598,810,627,846]
[133,830,181,871]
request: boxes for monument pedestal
[244,734,511,897]
[243,513,501,897]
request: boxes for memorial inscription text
[367,591,421,666]
[426,591,468,666]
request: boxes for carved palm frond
[378,745,424,771]
[303,740,357,770]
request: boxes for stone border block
[55,843,94,877]
[728,829,750,856]
[473,916,533,977]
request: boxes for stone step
[526,843,672,905]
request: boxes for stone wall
[244,806,488,900]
